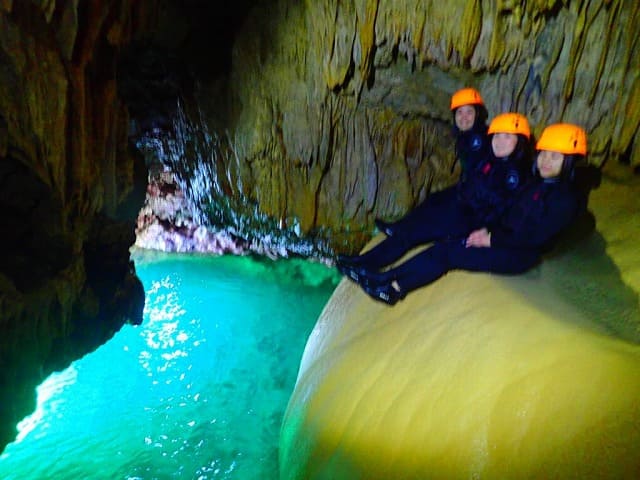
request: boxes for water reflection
[0,254,338,479]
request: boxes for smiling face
[491,133,518,158]
[454,105,476,132]
[537,150,564,178]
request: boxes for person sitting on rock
[375,86,491,237]
[341,123,589,305]
[338,112,533,289]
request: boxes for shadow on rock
[527,208,640,344]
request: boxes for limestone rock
[0,1,155,451]
[280,163,640,479]
[155,0,640,254]
[134,161,249,254]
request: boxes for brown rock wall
[183,0,640,252]
[0,1,154,452]
[0,0,637,460]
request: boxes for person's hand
[465,228,491,248]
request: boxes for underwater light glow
[0,252,338,480]
[13,367,79,445]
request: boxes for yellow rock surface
[280,166,640,480]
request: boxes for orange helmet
[450,88,484,110]
[487,113,531,139]
[536,123,587,155]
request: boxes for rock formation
[1,0,639,460]
[126,0,639,256]
[0,2,152,450]
[280,164,640,479]
[134,160,250,255]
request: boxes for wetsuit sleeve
[490,188,580,250]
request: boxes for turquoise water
[0,251,339,479]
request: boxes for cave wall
[0,1,155,451]
[171,0,639,254]
[1,0,639,456]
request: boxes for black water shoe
[362,283,405,306]
[336,261,371,285]
[337,261,391,288]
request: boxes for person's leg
[376,186,458,236]
[357,242,452,304]
[359,243,540,305]
[389,242,453,292]
[400,199,477,247]
[340,197,468,273]
[440,244,541,276]
[339,199,476,286]
[338,233,413,274]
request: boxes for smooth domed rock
[280,166,640,480]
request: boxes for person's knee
[491,252,539,274]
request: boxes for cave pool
[0,250,339,479]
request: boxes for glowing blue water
[0,251,338,479]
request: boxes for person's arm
[490,191,579,249]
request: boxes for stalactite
[355,0,378,100]
[460,0,482,64]
[134,0,640,254]
[588,0,618,104]
[617,76,640,160]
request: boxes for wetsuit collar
[542,176,561,184]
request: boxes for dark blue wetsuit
[352,144,531,270]
[453,122,490,179]
[378,121,490,234]
[373,176,584,295]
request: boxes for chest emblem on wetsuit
[506,171,520,189]
[471,135,483,151]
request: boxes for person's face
[537,150,564,178]
[454,105,476,132]
[491,133,518,158]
